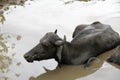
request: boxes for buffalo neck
[61,41,84,64]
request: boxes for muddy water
[0,0,120,80]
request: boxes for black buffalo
[73,21,120,66]
[24,21,120,66]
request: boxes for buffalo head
[24,30,66,63]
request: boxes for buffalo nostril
[24,54,34,62]
[24,54,29,59]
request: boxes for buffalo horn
[54,29,57,34]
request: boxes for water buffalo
[73,21,120,65]
[24,21,120,66]
[107,46,120,65]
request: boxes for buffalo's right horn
[63,35,66,42]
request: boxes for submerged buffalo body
[107,47,120,65]
[24,21,120,65]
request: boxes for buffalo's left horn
[54,29,57,34]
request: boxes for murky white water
[0,0,120,80]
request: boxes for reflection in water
[63,0,105,4]
[0,13,5,24]
[0,33,21,80]
[29,47,118,80]
[0,54,12,80]
[0,54,12,70]
[0,34,8,53]
[0,0,26,14]
[0,0,31,25]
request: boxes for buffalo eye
[41,41,50,47]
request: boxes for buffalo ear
[54,29,57,34]
[55,35,66,46]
